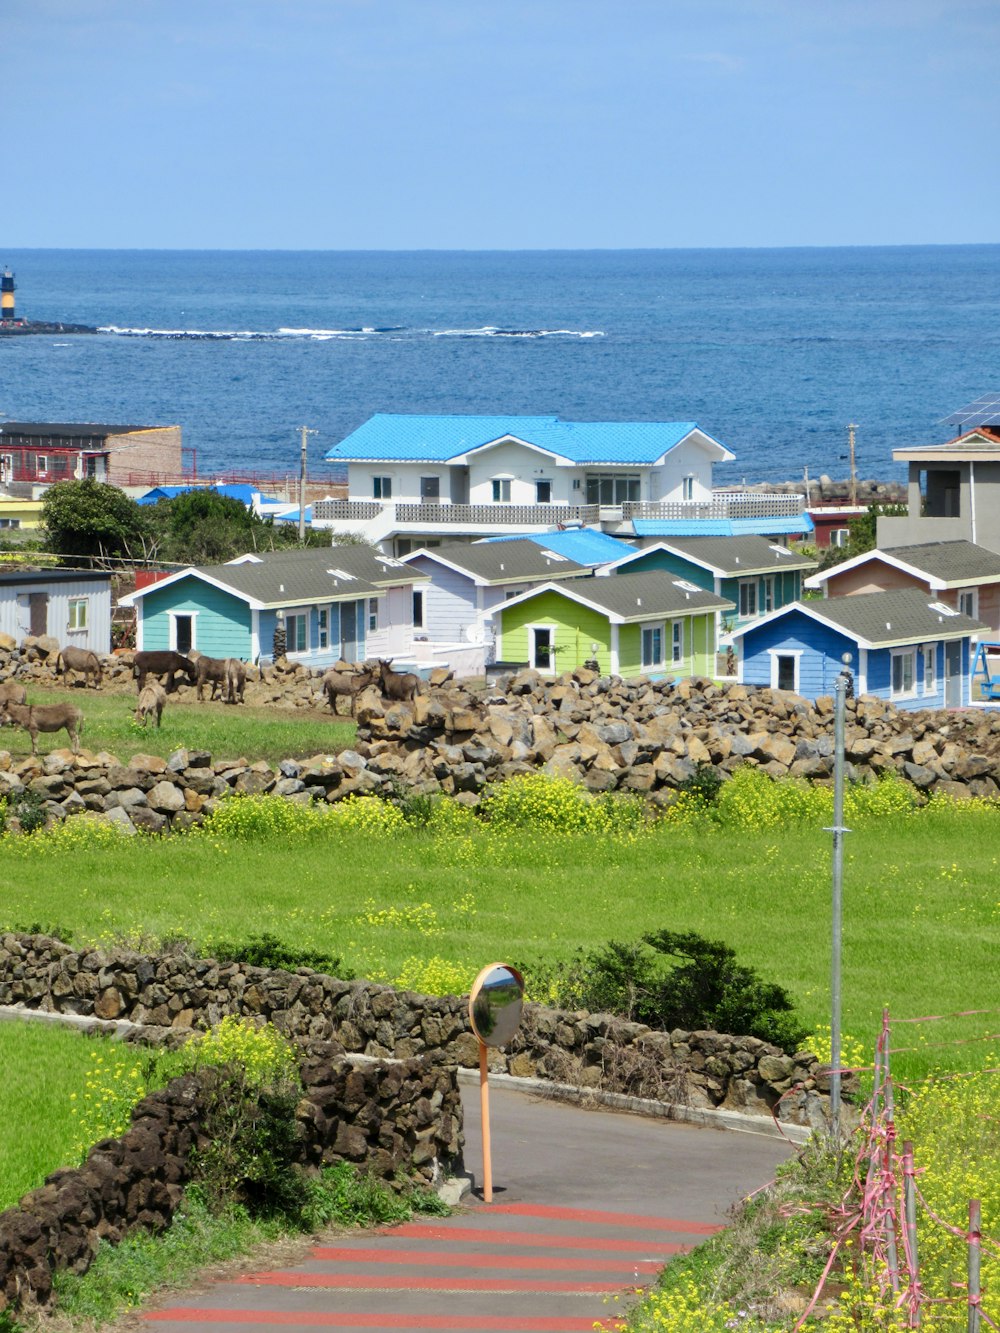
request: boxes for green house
[601,537,817,637]
[490,571,733,677]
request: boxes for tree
[41,480,150,563]
[818,501,907,571]
[145,490,332,565]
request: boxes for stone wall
[0,935,834,1130]
[0,1044,461,1311]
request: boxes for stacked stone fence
[0,1044,461,1312]
[0,934,835,1130]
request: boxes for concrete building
[0,422,183,495]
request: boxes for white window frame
[36,453,48,473]
[830,528,851,548]
[412,589,424,628]
[958,588,978,619]
[891,647,917,699]
[922,643,936,695]
[762,575,775,614]
[640,621,664,670]
[168,610,198,653]
[317,606,329,650]
[373,475,392,500]
[67,597,89,632]
[528,622,557,672]
[535,479,552,504]
[368,597,379,632]
[285,611,308,655]
[767,648,802,692]
[681,475,694,502]
[739,579,758,619]
[491,478,512,503]
[671,619,685,665]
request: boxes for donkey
[134,681,167,729]
[0,700,83,755]
[321,664,374,716]
[134,651,198,694]
[223,658,246,705]
[376,658,420,703]
[0,681,27,708]
[194,654,230,701]
[57,645,102,690]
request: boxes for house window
[762,576,775,614]
[0,454,12,484]
[739,580,757,618]
[67,598,88,631]
[681,475,694,502]
[776,655,797,691]
[585,474,641,505]
[830,528,851,548]
[641,624,664,669]
[36,454,47,474]
[891,648,916,698]
[317,607,329,650]
[373,475,392,500]
[923,644,936,694]
[0,518,20,530]
[420,476,440,503]
[413,590,424,628]
[492,478,512,503]
[959,589,977,618]
[535,480,552,504]
[671,620,684,664]
[368,597,379,632]
[286,612,308,654]
[531,626,555,671]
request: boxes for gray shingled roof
[508,570,733,622]
[225,544,428,589]
[626,535,816,576]
[741,589,986,647]
[411,539,589,584]
[881,541,1000,584]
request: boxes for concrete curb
[458,1066,814,1146]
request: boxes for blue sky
[6,0,997,249]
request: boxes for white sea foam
[431,325,604,338]
[98,322,605,342]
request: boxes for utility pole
[298,425,317,543]
[847,423,858,506]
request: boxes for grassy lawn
[1,796,998,1082]
[3,683,356,764]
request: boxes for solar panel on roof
[941,393,1000,429]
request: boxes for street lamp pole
[829,656,853,1140]
[298,425,317,543]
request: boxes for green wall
[141,576,253,657]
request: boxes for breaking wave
[97,323,604,342]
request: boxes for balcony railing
[622,493,806,521]
[394,502,600,526]
[314,500,385,521]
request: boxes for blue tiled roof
[325,414,725,465]
[137,484,267,506]
[632,514,814,538]
[481,529,635,566]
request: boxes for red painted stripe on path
[308,1246,661,1273]
[382,1223,688,1253]
[145,1311,607,1329]
[486,1202,722,1234]
[239,1272,641,1294]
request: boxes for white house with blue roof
[312,414,805,556]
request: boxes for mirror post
[479,1040,493,1203]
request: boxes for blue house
[733,589,986,709]
[119,546,428,668]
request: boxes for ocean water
[1,246,998,486]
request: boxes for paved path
[143,1083,794,1333]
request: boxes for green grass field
[3,683,356,764]
[2,795,998,1082]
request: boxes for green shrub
[678,761,724,805]
[208,932,346,977]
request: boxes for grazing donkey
[376,658,421,703]
[321,663,374,716]
[0,681,27,708]
[194,654,231,701]
[134,681,167,729]
[223,658,246,705]
[0,700,83,755]
[57,645,102,689]
[133,651,198,693]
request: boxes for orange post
[479,1039,493,1203]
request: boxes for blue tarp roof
[480,529,635,566]
[137,484,273,506]
[273,506,312,523]
[632,514,814,538]
[324,414,727,465]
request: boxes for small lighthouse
[0,268,14,322]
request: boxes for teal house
[119,547,428,668]
[599,537,816,637]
